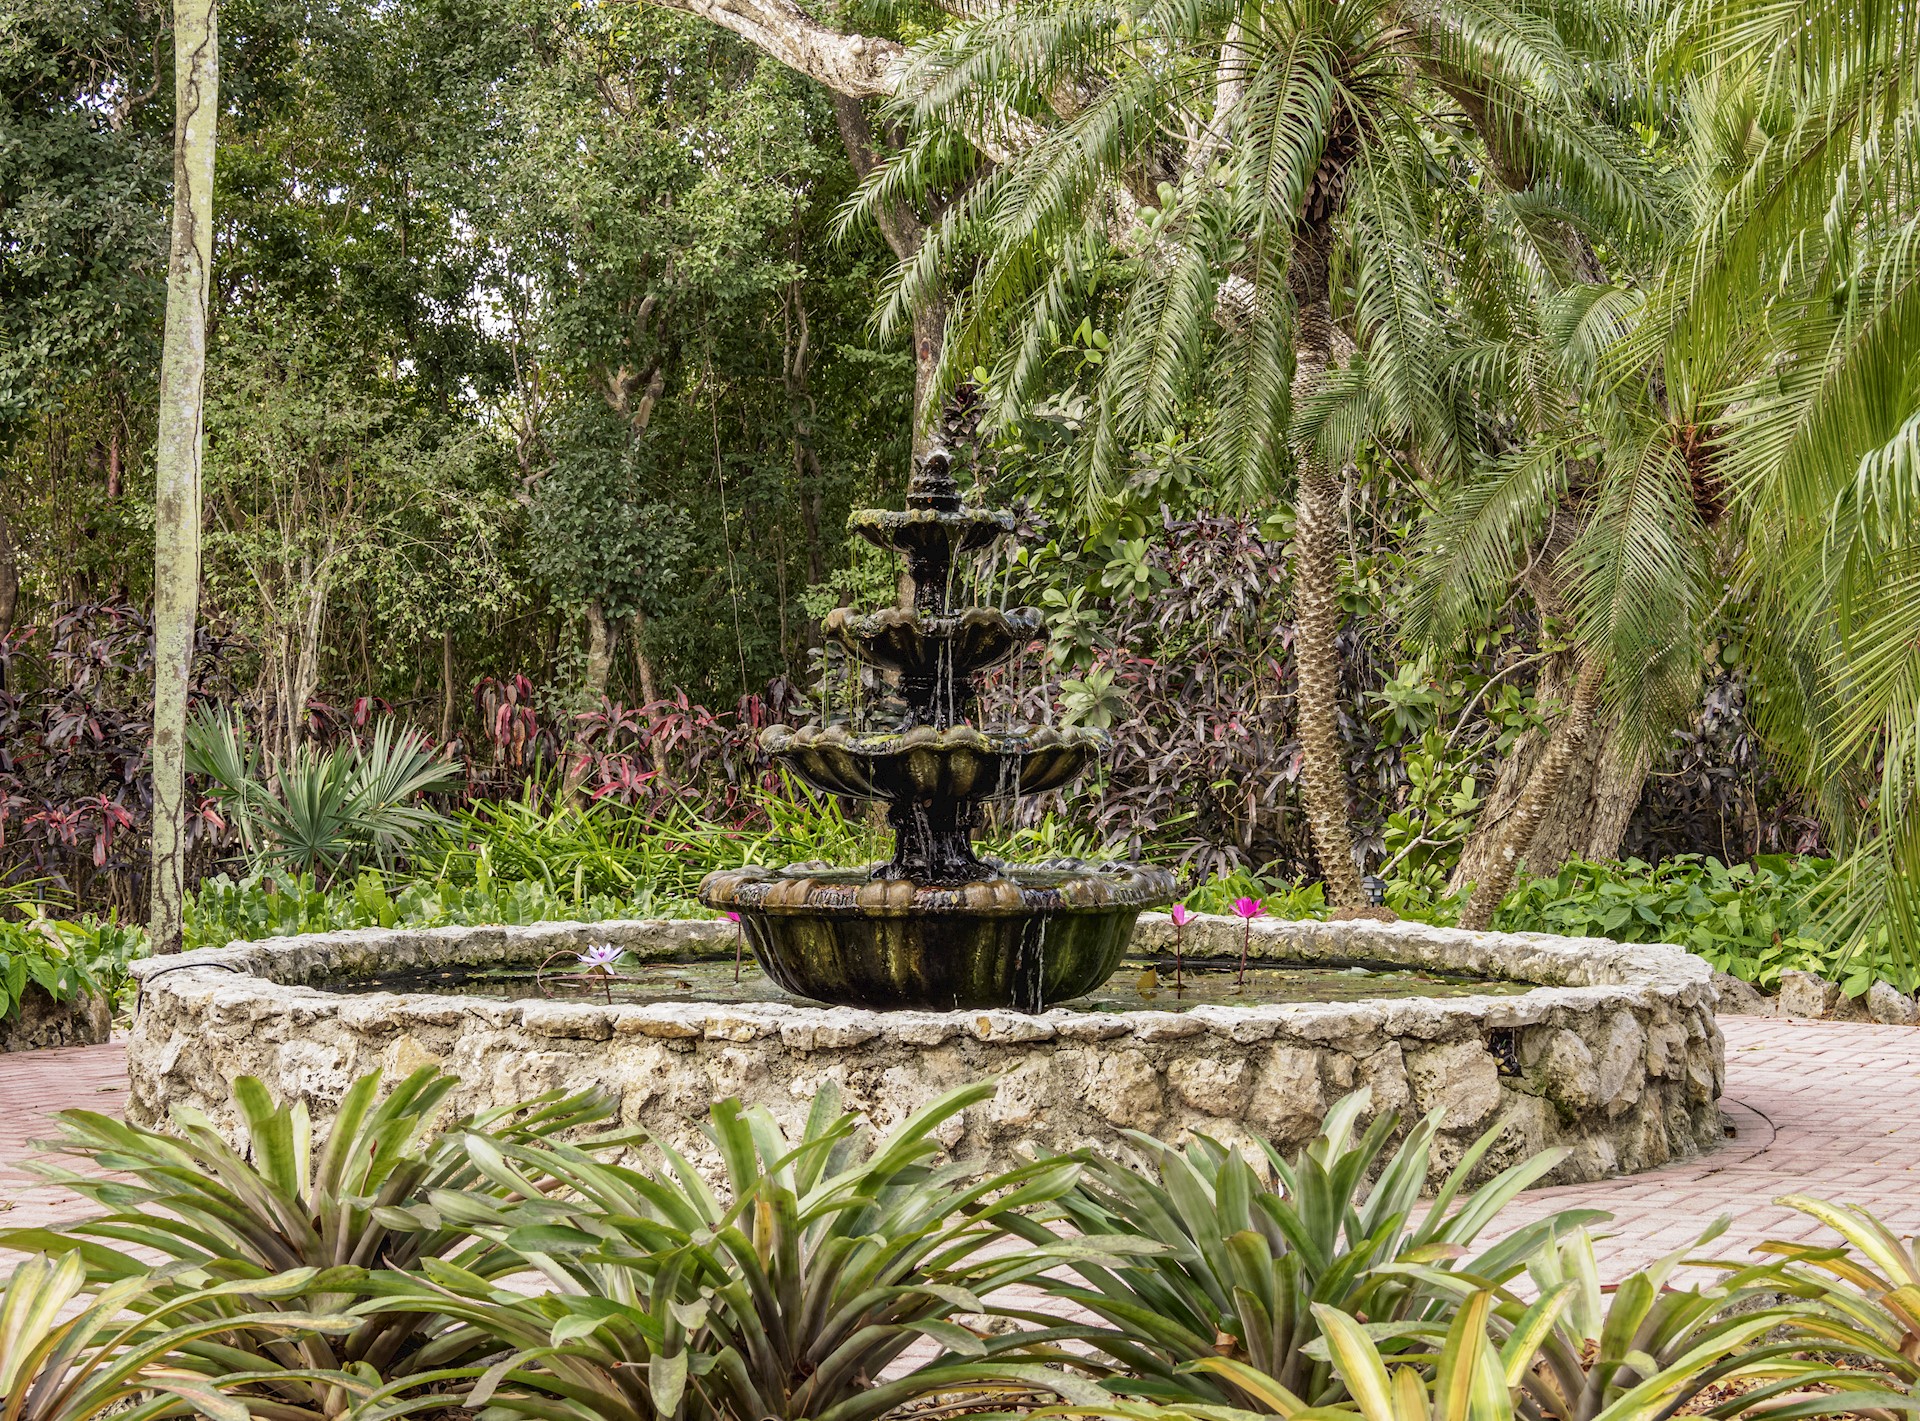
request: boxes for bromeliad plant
[0,1252,363,1421]
[1,1068,617,1420]
[1350,1223,1882,1419]
[352,1080,1125,1421]
[998,1090,1603,1410]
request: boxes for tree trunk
[439,628,456,744]
[1456,658,1607,929]
[1288,225,1365,908]
[1450,652,1647,893]
[148,0,218,956]
[631,609,669,774]
[565,602,618,802]
[583,600,615,703]
[0,500,18,637]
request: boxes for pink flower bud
[724,911,742,924]
[1170,904,1191,926]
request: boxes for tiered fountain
[697,448,1175,1009]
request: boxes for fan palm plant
[186,707,462,883]
[852,0,1658,903]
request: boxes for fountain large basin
[127,913,1726,1189]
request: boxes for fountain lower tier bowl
[698,860,1175,1009]
[762,723,1102,801]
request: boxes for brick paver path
[2,1017,1916,1277]
[0,1040,130,1235]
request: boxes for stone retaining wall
[2,985,112,1053]
[127,914,1724,1187]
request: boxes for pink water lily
[724,911,742,923]
[1169,904,1191,926]
[1168,903,1190,991]
[1231,897,1262,986]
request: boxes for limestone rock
[0,986,111,1052]
[1868,980,1919,1026]
[1247,1046,1327,1141]
[1168,1056,1254,1117]
[1710,971,1772,1016]
[1777,970,1837,1019]
[1532,1028,1598,1115]
[1592,1012,1648,1115]
[1405,1040,1501,1129]
[1082,1050,1165,1128]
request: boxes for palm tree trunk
[1457,658,1605,930]
[1289,225,1365,908]
[149,0,218,955]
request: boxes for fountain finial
[905,444,962,512]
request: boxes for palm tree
[1658,0,1920,971]
[853,0,1657,904]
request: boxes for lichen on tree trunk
[148,0,218,955]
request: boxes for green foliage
[997,1091,1598,1410]
[1490,856,1892,991]
[9,1066,1920,1421]
[186,710,463,882]
[0,908,141,1021]
[356,1081,1113,1421]
[1,1069,616,1420]
[1181,868,1327,920]
[0,1252,361,1421]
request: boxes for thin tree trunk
[583,600,615,704]
[564,599,618,802]
[0,501,18,637]
[631,609,669,774]
[1457,658,1606,930]
[148,0,218,955]
[1288,225,1365,908]
[439,628,456,743]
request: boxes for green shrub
[1491,854,1899,993]
[0,908,143,1020]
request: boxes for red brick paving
[2,1016,1916,1279]
[0,1040,129,1235]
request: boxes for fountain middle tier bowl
[823,606,1044,679]
[699,859,1175,1010]
[761,723,1103,802]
